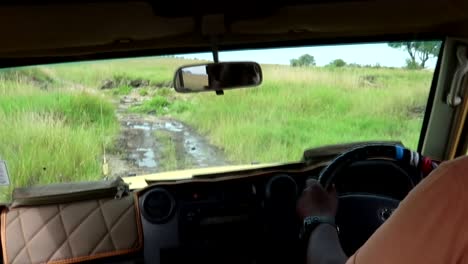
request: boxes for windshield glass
[0,41,440,200]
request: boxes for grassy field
[49,57,201,88]
[176,66,431,163]
[0,57,434,198]
[45,57,432,163]
[0,68,118,200]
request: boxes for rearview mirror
[173,62,262,93]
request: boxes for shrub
[405,59,423,70]
[328,59,347,67]
[290,54,316,67]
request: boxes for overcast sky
[181,42,439,68]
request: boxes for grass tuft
[113,85,133,96]
[130,94,193,115]
[138,88,149,96]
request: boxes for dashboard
[139,173,307,264]
[138,160,414,264]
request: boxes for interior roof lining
[0,33,445,69]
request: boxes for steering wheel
[318,144,425,255]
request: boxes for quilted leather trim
[2,193,143,264]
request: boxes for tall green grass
[0,69,118,201]
[47,57,200,88]
[57,57,432,164]
[174,65,432,164]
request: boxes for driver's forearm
[307,224,347,264]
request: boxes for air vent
[265,174,298,207]
[142,188,176,224]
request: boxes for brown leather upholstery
[1,194,142,264]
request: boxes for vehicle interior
[1,0,468,264]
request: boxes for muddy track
[107,94,228,178]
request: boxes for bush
[405,59,423,70]
[328,59,347,67]
[290,54,316,67]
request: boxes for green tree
[290,59,300,67]
[388,41,441,68]
[328,59,346,67]
[290,54,316,67]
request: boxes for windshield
[0,41,440,200]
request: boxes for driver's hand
[297,179,338,221]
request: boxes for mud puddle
[107,113,228,178]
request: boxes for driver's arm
[299,156,468,264]
[297,180,348,264]
[347,156,468,264]
[307,224,347,264]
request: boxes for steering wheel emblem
[378,208,396,222]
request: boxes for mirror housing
[173,62,262,93]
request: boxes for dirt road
[106,94,228,178]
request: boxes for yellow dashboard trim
[122,163,282,189]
